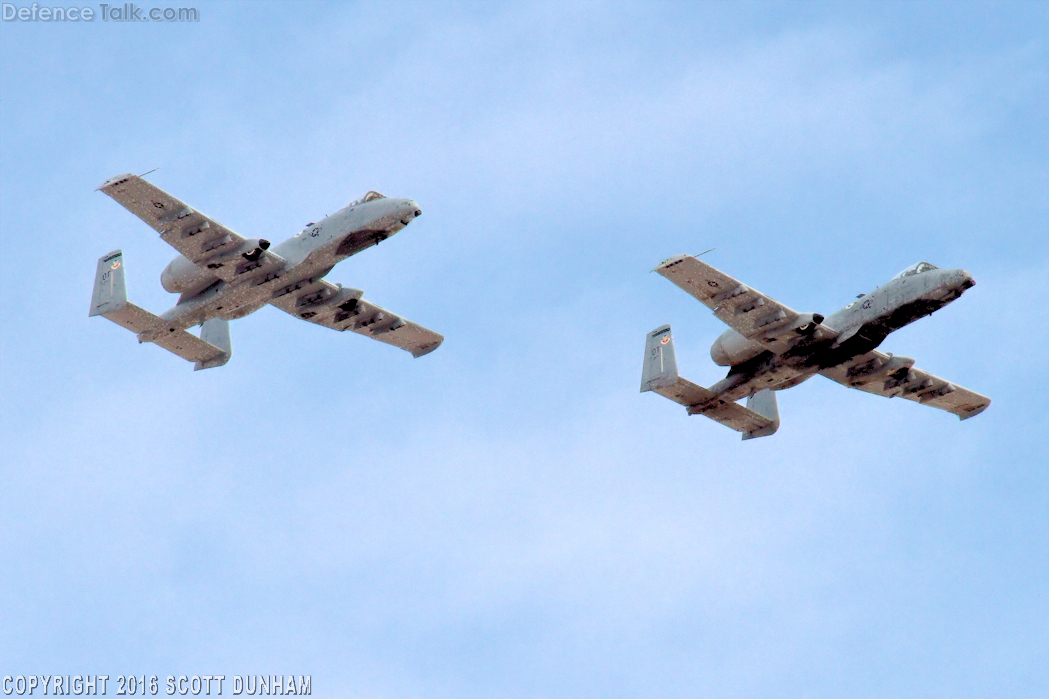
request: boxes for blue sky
[1,1,1046,696]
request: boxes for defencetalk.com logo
[2,3,199,21]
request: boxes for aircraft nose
[957,270,975,290]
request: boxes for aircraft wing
[655,254,834,354]
[820,350,991,420]
[268,277,443,358]
[98,174,285,283]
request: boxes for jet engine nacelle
[710,328,764,367]
[160,238,270,294]
[161,254,214,294]
[240,238,270,262]
[793,312,825,335]
[710,312,827,366]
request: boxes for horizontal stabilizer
[89,251,231,370]
[641,325,778,438]
[687,396,777,437]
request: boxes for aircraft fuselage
[701,267,976,406]
[140,196,422,340]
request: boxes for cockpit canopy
[347,191,386,207]
[894,261,939,279]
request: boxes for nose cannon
[392,199,422,229]
[928,269,975,304]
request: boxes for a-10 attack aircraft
[90,174,443,369]
[641,255,990,439]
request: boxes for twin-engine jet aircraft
[641,255,990,439]
[90,174,442,369]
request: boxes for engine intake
[242,238,270,262]
[793,312,825,335]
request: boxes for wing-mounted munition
[642,255,990,439]
[90,174,443,369]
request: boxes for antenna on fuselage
[139,167,159,178]
[695,248,715,257]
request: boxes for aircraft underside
[716,296,957,402]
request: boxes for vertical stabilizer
[741,389,780,440]
[89,250,128,317]
[90,250,233,370]
[195,318,232,371]
[641,324,679,392]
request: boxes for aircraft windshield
[347,191,386,207]
[894,261,939,279]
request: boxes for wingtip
[97,173,136,191]
[652,253,692,273]
[958,400,991,420]
[411,336,444,358]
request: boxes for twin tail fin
[90,250,231,370]
[641,325,780,440]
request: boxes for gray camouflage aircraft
[90,174,443,369]
[641,255,990,439]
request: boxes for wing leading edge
[820,350,990,419]
[654,254,836,353]
[267,276,443,358]
[98,174,285,285]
